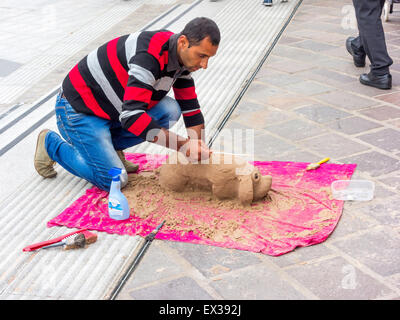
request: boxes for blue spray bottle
[108,167,130,220]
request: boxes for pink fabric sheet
[48,153,356,256]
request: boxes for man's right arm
[120,52,209,160]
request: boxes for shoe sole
[34,129,57,178]
[359,77,392,90]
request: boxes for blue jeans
[46,94,181,191]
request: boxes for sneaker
[263,0,273,6]
[116,150,139,173]
[34,129,57,178]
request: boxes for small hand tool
[40,233,86,250]
[306,157,330,171]
[23,228,96,252]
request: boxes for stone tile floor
[117,0,400,300]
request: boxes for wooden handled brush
[306,157,330,171]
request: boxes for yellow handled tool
[306,157,330,171]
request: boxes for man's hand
[151,128,211,162]
[180,138,211,162]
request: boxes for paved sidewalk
[117,0,400,300]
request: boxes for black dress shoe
[359,73,392,90]
[346,37,366,67]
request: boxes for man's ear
[178,35,189,49]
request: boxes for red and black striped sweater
[62,30,204,141]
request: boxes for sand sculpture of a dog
[159,152,272,206]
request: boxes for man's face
[177,35,218,72]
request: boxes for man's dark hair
[180,17,220,47]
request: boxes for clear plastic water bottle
[108,167,130,220]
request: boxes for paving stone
[252,132,298,159]
[255,70,304,87]
[314,91,378,110]
[211,127,258,155]
[284,80,334,96]
[316,57,361,75]
[372,184,397,199]
[128,276,213,300]
[359,198,400,227]
[323,45,355,60]
[230,101,266,117]
[327,116,382,134]
[296,21,355,36]
[254,68,284,81]
[391,63,400,73]
[295,104,352,123]
[267,244,335,268]
[328,206,379,241]
[296,68,356,87]
[299,133,370,158]
[359,105,400,121]
[339,151,400,177]
[209,264,307,299]
[389,70,400,87]
[289,39,339,52]
[216,130,298,161]
[333,227,400,277]
[122,242,185,290]
[298,30,346,45]
[338,80,397,98]
[285,256,395,299]
[265,93,315,110]
[378,175,400,192]
[242,83,285,103]
[272,45,332,64]
[267,149,319,163]
[233,106,292,129]
[385,33,400,41]
[388,118,400,128]
[277,35,304,45]
[223,120,252,131]
[264,118,326,141]
[285,28,321,40]
[376,91,400,107]
[267,55,315,74]
[388,274,400,293]
[357,128,400,153]
[167,242,262,279]
[390,49,400,59]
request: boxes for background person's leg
[352,0,393,76]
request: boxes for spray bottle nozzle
[108,167,122,181]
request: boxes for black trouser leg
[352,0,393,76]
